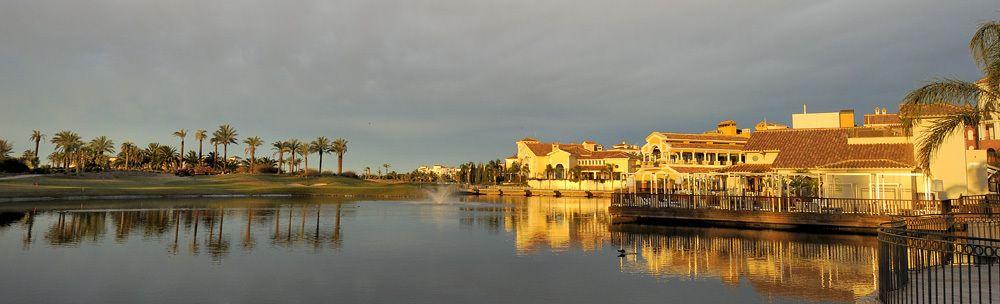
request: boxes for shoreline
[0,173,428,203]
[0,192,427,203]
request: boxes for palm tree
[243,136,263,170]
[51,131,83,172]
[195,130,207,163]
[310,137,330,175]
[901,19,1000,171]
[296,144,310,176]
[173,130,187,168]
[286,140,302,173]
[213,125,238,171]
[0,139,12,160]
[88,136,115,170]
[211,137,220,169]
[364,166,371,179]
[272,141,287,174]
[330,138,348,175]
[119,142,137,171]
[382,163,390,178]
[29,130,43,167]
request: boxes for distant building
[791,104,855,129]
[505,138,639,181]
[417,164,459,178]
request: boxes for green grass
[0,173,424,198]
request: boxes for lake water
[0,196,878,303]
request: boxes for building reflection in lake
[0,196,877,302]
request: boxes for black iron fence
[611,192,947,216]
[878,214,1000,303]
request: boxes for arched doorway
[554,164,565,180]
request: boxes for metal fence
[877,214,1000,303]
[611,192,946,216]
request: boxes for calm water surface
[0,196,877,303]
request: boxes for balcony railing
[877,213,1000,303]
[611,192,947,216]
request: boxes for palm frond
[914,111,977,172]
[902,78,985,107]
[970,20,1000,69]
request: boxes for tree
[0,139,12,160]
[243,136,263,170]
[213,125,238,172]
[544,164,554,180]
[29,130,43,167]
[119,142,137,171]
[51,131,83,172]
[286,139,302,173]
[173,130,187,168]
[211,137,220,169]
[382,163,390,178]
[330,138,348,175]
[310,137,330,175]
[194,130,207,163]
[296,144,310,176]
[272,141,287,174]
[88,136,115,170]
[901,19,1000,171]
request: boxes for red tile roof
[669,142,745,151]
[671,166,717,174]
[655,132,749,143]
[817,159,913,169]
[744,128,915,170]
[898,103,967,118]
[863,114,901,126]
[716,163,773,173]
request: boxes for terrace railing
[611,192,947,216]
[877,213,1000,303]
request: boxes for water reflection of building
[463,196,613,254]
[612,225,878,302]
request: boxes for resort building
[631,120,749,192]
[417,164,459,178]
[695,104,991,200]
[505,138,640,189]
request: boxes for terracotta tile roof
[523,142,554,155]
[669,142,745,150]
[898,103,967,118]
[716,163,773,173]
[519,137,539,142]
[863,114,901,126]
[744,128,915,170]
[671,166,717,174]
[524,142,585,156]
[817,159,913,169]
[655,132,749,143]
[578,150,636,159]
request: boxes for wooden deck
[609,192,961,232]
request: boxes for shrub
[251,163,279,174]
[340,171,360,179]
[0,159,30,173]
[175,167,194,177]
[193,165,216,175]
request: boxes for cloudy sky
[1,0,998,171]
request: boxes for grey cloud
[0,0,997,170]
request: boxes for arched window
[555,164,565,180]
[651,147,661,162]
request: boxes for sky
[1,0,998,172]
